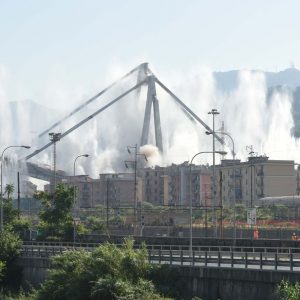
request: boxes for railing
[148,249,300,271]
[20,244,300,271]
[21,241,300,254]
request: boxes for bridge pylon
[140,74,163,152]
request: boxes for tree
[235,204,247,221]
[34,184,75,240]
[277,280,300,300]
[0,261,5,283]
[36,239,171,300]
[85,216,106,233]
[3,200,18,228]
[0,229,22,289]
[4,184,14,200]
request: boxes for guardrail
[22,241,300,254]
[20,245,300,272]
[148,249,300,271]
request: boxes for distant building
[48,173,143,208]
[215,157,296,206]
[142,163,212,207]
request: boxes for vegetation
[277,280,300,300]
[0,229,22,290]
[5,184,15,201]
[34,184,75,240]
[36,239,171,300]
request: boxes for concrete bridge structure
[17,242,300,300]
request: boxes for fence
[20,243,300,272]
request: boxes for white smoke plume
[0,62,300,186]
[140,144,162,167]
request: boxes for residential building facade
[215,157,296,207]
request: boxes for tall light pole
[208,109,220,237]
[0,145,31,231]
[206,130,236,240]
[49,132,61,193]
[189,150,227,259]
[206,131,235,160]
[125,145,147,236]
[73,154,89,244]
[73,154,89,206]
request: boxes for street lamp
[206,130,237,241]
[205,131,235,160]
[1,145,31,231]
[73,154,89,206]
[125,144,147,236]
[208,109,220,238]
[189,150,227,259]
[73,154,89,244]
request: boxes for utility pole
[125,144,147,236]
[246,145,255,208]
[49,133,61,193]
[106,178,109,229]
[208,109,220,237]
[17,172,20,219]
[219,170,223,238]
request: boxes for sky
[1,0,300,107]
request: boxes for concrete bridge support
[180,266,300,300]
[16,257,300,299]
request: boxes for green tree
[37,239,171,300]
[257,206,272,220]
[34,184,75,240]
[0,230,21,263]
[277,280,300,300]
[235,204,247,221]
[0,229,22,289]
[85,216,106,233]
[0,261,5,283]
[3,200,18,228]
[5,184,14,200]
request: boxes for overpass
[26,161,67,181]
[17,241,300,300]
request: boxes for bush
[277,280,300,300]
[36,239,171,300]
[0,230,21,263]
[0,230,22,290]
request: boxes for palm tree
[5,184,14,200]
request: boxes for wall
[180,266,300,300]
[17,257,299,300]
[16,257,50,288]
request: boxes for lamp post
[125,145,147,236]
[49,133,61,193]
[1,145,31,231]
[206,131,235,160]
[73,154,89,244]
[189,150,227,259]
[208,109,220,237]
[73,154,89,206]
[206,130,236,240]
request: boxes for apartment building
[143,163,212,207]
[47,173,143,208]
[215,157,296,206]
[143,166,166,205]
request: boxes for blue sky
[1,0,300,104]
